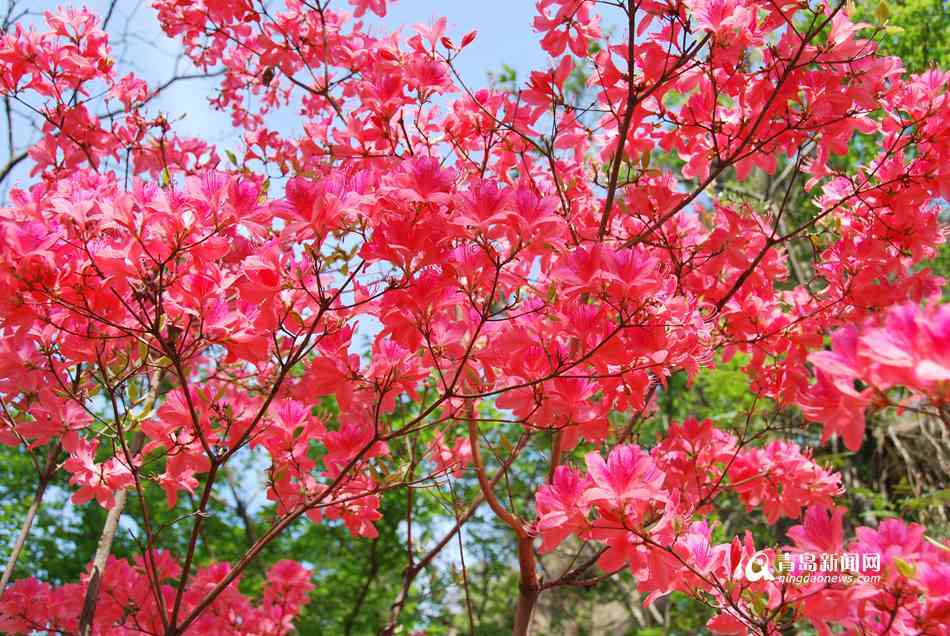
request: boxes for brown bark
[78,487,129,636]
[466,414,540,636]
[78,431,144,636]
[512,536,540,636]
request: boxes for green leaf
[875,1,891,21]
[901,487,950,510]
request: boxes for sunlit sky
[18,0,561,137]
[3,0,589,191]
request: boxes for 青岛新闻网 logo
[737,550,775,582]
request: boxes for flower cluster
[0,556,312,635]
[800,302,950,449]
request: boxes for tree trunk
[511,536,540,636]
[78,487,129,636]
[78,431,144,636]
[1,444,60,591]
[0,480,50,591]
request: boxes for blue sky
[26,0,558,127]
[376,1,551,83]
[2,0,564,191]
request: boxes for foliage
[854,0,950,72]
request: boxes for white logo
[738,550,775,582]
[734,550,883,585]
